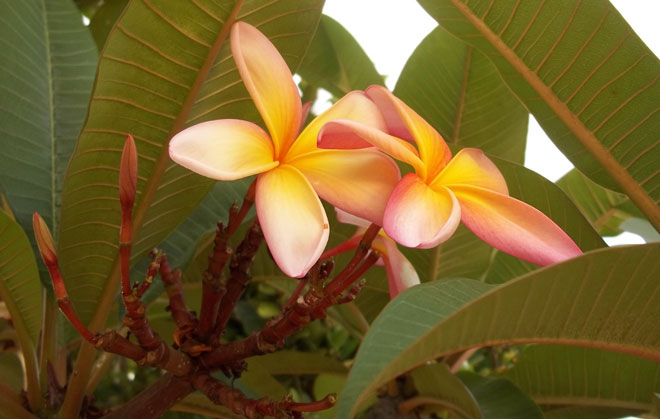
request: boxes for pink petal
[256,165,329,278]
[380,237,420,299]
[335,208,371,228]
[291,149,400,225]
[319,119,425,176]
[452,185,583,266]
[287,91,386,157]
[169,119,277,180]
[432,148,508,195]
[366,85,452,181]
[231,22,301,157]
[383,173,461,249]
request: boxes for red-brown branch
[197,222,232,339]
[211,221,263,344]
[159,254,196,333]
[202,227,381,368]
[191,372,335,418]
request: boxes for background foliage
[0,0,658,417]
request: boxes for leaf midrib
[446,0,660,231]
[86,0,246,333]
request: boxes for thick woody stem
[192,373,335,418]
[159,254,196,332]
[211,221,263,344]
[122,294,161,351]
[136,249,161,298]
[203,229,380,368]
[198,180,256,339]
[197,222,232,339]
[103,373,194,419]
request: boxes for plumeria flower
[169,23,399,277]
[318,85,582,266]
[322,209,420,299]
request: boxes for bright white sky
[323,1,660,245]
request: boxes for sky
[322,1,660,245]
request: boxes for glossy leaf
[410,362,482,418]
[247,350,347,376]
[504,344,660,416]
[0,211,42,345]
[338,243,660,417]
[57,0,324,326]
[395,26,528,163]
[298,14,383,97]
[0,0,97,274]
[457,371,543,419]
[557,169,640,236]
[419,0,660,230]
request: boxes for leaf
[457,371,543,419]
[0,211,43,345]
[0,0,97,276]
[418,0,660,230]
[394,26,528,163]
[88,0,130,51]
[504,344,660,416]
[557,169,641,236]
[247,350,347,376]
[410,363,482,418]
[0,353,24,393]
[338,243,660,417]
[57,0,325,326]
[298,14,383,97]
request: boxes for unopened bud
[33,212,66,299]
[33,212,57,267]
[119,134,138,209]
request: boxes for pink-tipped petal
[256,165,329,278]
[292,149,400,225]
[335,208,371,228]
[365,85,415,142]
[380,237,420,299]
[231,22,301,157]
[169,119,277,180]
[366,85,452,181]
[319,120,425,175]
[288,91,386,157]
[383,173,461,249]
[432,148,508,194]
[452,185,583,266]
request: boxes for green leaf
[411,363,482,418]
[557,169,641,236]
[0,211,42,409]
[0,212,43,345]
[248,350,347,376]
[504,345,660,416]
[418,0,660,230]
[0,0,97,274]
[57,0,325,326]
[457,371,543,419]
[394,26,528,163]
[298,14,383,97]
[88,0,130,51]
[338,243,660,417]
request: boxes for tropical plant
[0,0,658,418]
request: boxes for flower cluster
[169,22,582,296]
